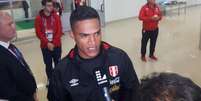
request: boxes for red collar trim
[68,42,111,59]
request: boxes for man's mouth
[88,47,97,51]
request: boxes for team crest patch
[109,65,119,77]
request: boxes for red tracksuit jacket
[139,3,162,31]
[35,10,62,48]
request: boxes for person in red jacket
[74,0,86,9]
[139,0,162,62]
[34,0,62,84]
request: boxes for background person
[139,0,162,62]
[0,11,38,101]
[34,0,62,86]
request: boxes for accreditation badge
[45,29,53,41]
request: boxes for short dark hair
[139,72,201,101]
[41,0,53,6]
[70,6,100,30]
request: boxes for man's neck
[0,39,9,43]
[78,51,98,60]
[44,10,51,16]
[148,3,155,8]
[77,48,101,60]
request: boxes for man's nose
[88,35,96,45]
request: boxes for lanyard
[42,16,55,30]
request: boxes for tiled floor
[14,5,201,100]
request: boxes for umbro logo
[69,79,79,87]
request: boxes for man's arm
[0,64,35,101]
[120,53,140,101]
[48,68,72,101]
[34,16,49,46]
[139,7,152,22]
[158,6,163,21]
[52,15,62,46]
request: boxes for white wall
[90,0,104,10]
[104,0,201,23]
[104,0,146,22]
[61,0,201,32]
[186,0,201,6]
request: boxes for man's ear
[69,30,75,39]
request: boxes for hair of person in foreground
[139,72,201,101]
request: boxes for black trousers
[41,47,61,80]
[22,1,29,19]
[141,28,159,57]
[24,9,29,19]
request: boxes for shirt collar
[0,41,10,49]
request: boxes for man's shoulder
[35,14,42,21]
[35,10,45,20]
[0,46,9,57]
[55,56,69,70]
[155,4,161,10]
[52,11,60,19]
[101,42,127,57]
[107,45,127,57]
[54,55,75,74]
[141,4,148,9]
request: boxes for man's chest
[144,7,160,16]
[62,61,123,100]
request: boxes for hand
[151,15,160,21]
[33,92,39,101]
[47,42,54,51]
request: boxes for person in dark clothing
[0,12,38,101]
[22,0,29,20]
[48,6,140,101]
[139,72,201,101]
[53,0,63,16]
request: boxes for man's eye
[95,31,101,35]
[80,34,88,38]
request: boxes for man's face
[0,13,16,42]
[71,18,102,59]
[148,0,156,5]
[44,2,54,13]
